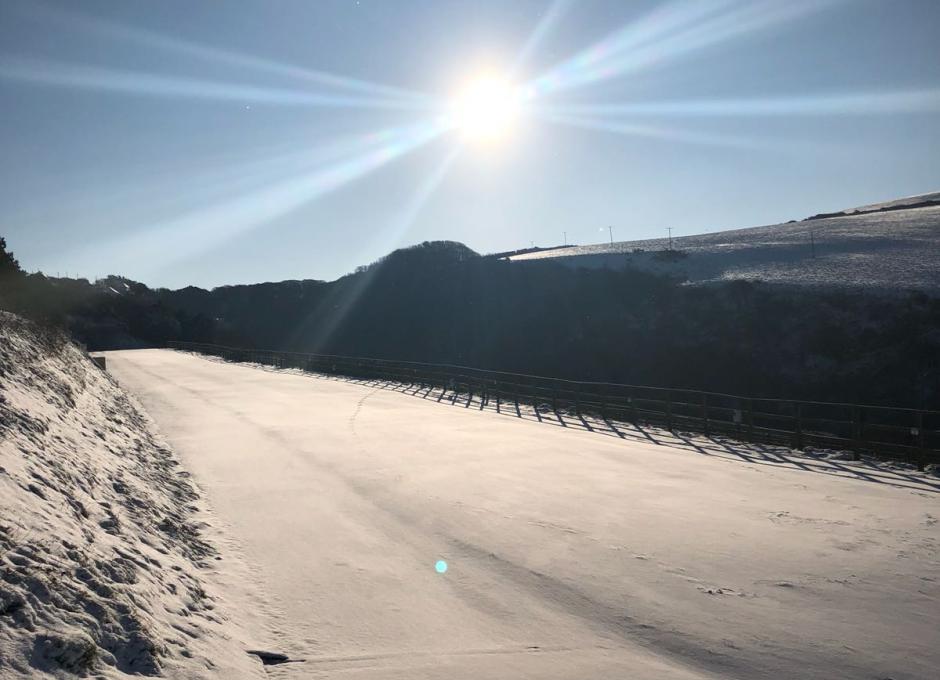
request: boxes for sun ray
[21,0,436,106]
[511,0,576,76]
[0,56,433,111]
[383,143,462,248]
[24,127,446,250]
[537,111,771,150]
[522,0,735,98]
[523,0,842,99]
[292,142,462,351]
[540,89,940,118]
[66,119,449,276]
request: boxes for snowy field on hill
[0,314,262,678]
[105,349,940,680]
[510,205,940,292]
[842,190,940,215]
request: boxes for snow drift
[0,312,260,678]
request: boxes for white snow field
[509,203,940,292]
[0,314,263,678]
[102,348,940,680]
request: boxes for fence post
[495,380,501,414]
[794,402,804,450]
[747,399,754,441]
[852,406,862,461]
[702,394,709,436]
[916,410,926,471]
[666,390,673,431]
[437,373,446,402]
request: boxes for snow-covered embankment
[0,312,261,678]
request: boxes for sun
[450,75,521,142]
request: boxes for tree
[1,237,23,280]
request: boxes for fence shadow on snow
[168,341,940,494]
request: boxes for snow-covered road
[105,349,939,679]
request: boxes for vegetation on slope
[2,237,938,409]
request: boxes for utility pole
[563,231,567,246]
[608,225,613,246]
[667,226,674,252]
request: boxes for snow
[509,205,940,291]
[0,313,263,678]
[847,190,940,214]
[103,348,940,679]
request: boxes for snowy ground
[0,314,263,678]
[840,190,940,215]
[105,348,940,680]
[509,204,940,292]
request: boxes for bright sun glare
[451,75,521,141]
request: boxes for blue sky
[1,0,938,288]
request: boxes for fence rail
[167,341,940,470]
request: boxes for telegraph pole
[563,231,567,246]
[608,225,613,246]
[667,226,673,251]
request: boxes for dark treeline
[2,238,939,409]
[0,238,217,349]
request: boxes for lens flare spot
[435,559,448,574]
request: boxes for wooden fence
[167,341,940,470]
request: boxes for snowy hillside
[0,313,261,678]
[819,190,940,217]
[510,200,940,292]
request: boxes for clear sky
[2,0,938,289]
